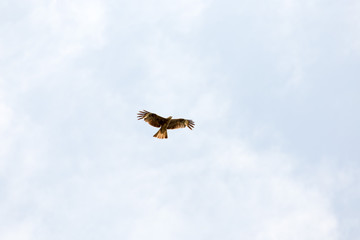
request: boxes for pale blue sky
[0,0,359,239]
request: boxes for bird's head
[167,116,173,120]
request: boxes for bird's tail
[153,128,168,139]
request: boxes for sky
[0,0,359,239]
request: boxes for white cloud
[0,221,37,240]
[0,0,107,93]
[118,0,207,34]
[345,1,360,54]
[30,0,106,49]
[0,0,358,239]
[0,102,12,133]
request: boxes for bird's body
[153,116,172,139]
[137,110,195,139]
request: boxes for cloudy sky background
[1,0,359,239]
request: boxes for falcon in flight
[137,110,195,139]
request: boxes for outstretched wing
[167,119,195,130]
[137,110,167,128]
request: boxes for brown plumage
[137,110,195,139]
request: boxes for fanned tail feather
[153,129,168,139]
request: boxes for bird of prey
[137,110,195,139]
